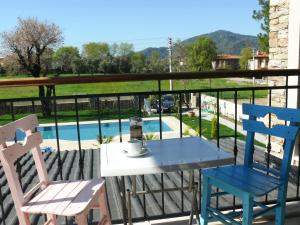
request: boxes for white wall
[287,0,300,161]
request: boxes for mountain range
[141,30,259,58]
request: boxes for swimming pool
[38,120,172,141]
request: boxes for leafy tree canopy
[253,0,270,52]
[187,37,217,71]
[117,42,134,57]
[53,46,80,72]
[82,42,109,60]
[239,47,252,70]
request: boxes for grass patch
[181,115,265,147]
[0,108,139,125]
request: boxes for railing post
[96,97,103,144]
[53,86,63,180]
[117,96,122,143]
[198,92,202,137]
[266,88,272,202]
[75,97,84,179]
[179,93,183,138]
[158,80,162,140]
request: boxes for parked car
[151,95,175,113]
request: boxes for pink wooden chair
[0,115,112,225]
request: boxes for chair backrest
[242,104,300,182]
[0,114,49,210]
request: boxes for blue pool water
[38,120,172,141]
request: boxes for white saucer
[123,147,150,157]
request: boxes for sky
[0,0,262,51]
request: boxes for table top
[100,137,234,177]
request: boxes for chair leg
[75,214,88,225]
[242,193,253,225]
[18,212,31,225]
[275,186,287,225]
[46,214,58,225]
[99,186,112,225]
[200,176,211,225]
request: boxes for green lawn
[182,115,264,147]
[0,108,138,125]
[0,75,267,99]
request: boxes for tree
[187,37,217,71]
[130,52,146,73]
[239,48,252,70]
[253,0,270,52]
[172,40,188,72]
[53,46,80,73]
[72,57,87,75]
[82,42,109,74]
[211,115,217,139]
[117,42,134,57]
[149,50,160,72]
[109,43,119,57]
[1,18,63,116]
[0,64,5,75]
[1,55,23,75]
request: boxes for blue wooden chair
[200,104,300,225]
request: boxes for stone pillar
[269,0,289,107]
[269,0,300,163]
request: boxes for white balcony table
[100,137,234,225]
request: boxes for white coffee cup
[126,140,143,155]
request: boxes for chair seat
[21,178,105,216]
[202,165,282,196]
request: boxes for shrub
[143,133,158,140]
[97,135,113,144]
[211,115,217,139]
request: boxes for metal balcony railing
[0,69,300,225]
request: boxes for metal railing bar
[1,69,299,88]
[158,80,162,140]
[96,97,102,144]
[179,93,183,138]
[10,101,15,121]
[117,96,122,143]
[2,84,300,103]
[266,89,272,202]
[198,92,202,137]
[52,87,63,180]
[233,90,238,212]
[74,97,84,179]
[31,100,35,114]
[217,91,220,148]
[216,91,220,209]
[197,91,203,213]
[138,95,142,118]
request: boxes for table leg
[191,182,201,225]
[127,189,133,225]
[188,170,194,192]
[120,176,127,225]
[194,183,200,225]
[131,175,137,198]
